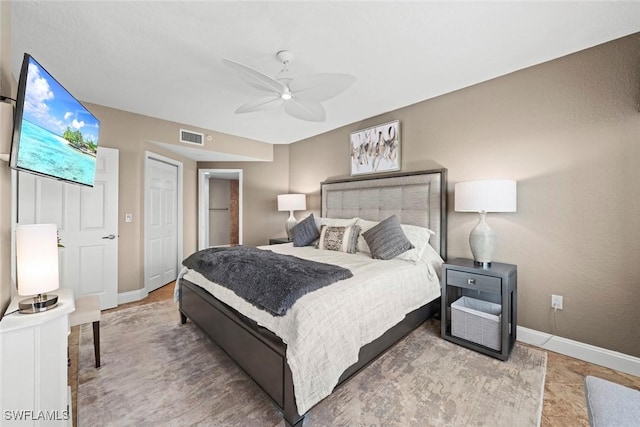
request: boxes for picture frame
[350,120,400,176]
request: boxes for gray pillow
[362,214,414,260]
[291,214,320,247]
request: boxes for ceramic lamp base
[285,211,297,240]
[469,211,495,267]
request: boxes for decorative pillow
[317,224,361,253]
[362,215,414,260]
[291,214,320,247]
[356,216,435,262]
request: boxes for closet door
[145,157,178,293]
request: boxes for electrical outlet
[551,294,563,310]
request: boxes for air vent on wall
[179,129,204,146]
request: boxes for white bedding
[180,243,443,414]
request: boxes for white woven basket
[451,296,502,351]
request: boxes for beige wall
[288,33,640,357]
[0,1,12,314]
[83,104,203,294]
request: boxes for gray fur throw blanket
[182,246,353,316]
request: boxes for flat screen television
[9,53,100,187]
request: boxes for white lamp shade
[455,180,517,213]
[16,224,60,296]
[277,194,306,212]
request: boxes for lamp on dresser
[277,194,306,240]
[16,223,60,313]
[455,179,517,268]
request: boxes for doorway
[144,152,183,293]
[198,169,242,250]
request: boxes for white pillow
[398,223,435,263]
[355,217,435,263]
[354,218,379,254]
[314,217,357,231]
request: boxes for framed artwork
[350,120,400,176]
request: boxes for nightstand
[441,258,517,361]
[1,289,75,425]
[269,237,291,245]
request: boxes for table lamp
[455,180,517,268]
[16,223,60,313]
[277,194,306,240]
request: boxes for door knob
[102,234,116,240]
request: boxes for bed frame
[179,169,447,426]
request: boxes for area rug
[78,300,547,426]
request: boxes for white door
[17,147,119,309]
[145,157,178,292]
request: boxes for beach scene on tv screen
[17,56,100,186]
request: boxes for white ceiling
[11,1,640,151]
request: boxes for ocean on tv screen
[17,119,96,186]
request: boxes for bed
[178,169,447,426]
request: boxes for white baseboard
[517,326,640,377]
[117,288,148,305]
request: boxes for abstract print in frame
[350,120,400,176]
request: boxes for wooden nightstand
[441,258,517,360]
[269,237,291,245]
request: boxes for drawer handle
[467,278,476,285]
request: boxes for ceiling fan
[223,51,356,122]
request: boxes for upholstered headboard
[320,169,447,259]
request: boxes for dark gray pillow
[291,214,320,247]
[362,214,414,260]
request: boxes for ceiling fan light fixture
[224,50,356,122]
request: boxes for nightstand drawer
[446,270,501,293]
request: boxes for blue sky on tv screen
[23,56,100,144]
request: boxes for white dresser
[0,289,74,426]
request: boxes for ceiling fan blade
[289,73,356,102]
[223,58,287,94]
[235,96,283,114]
[284,98,326,122]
